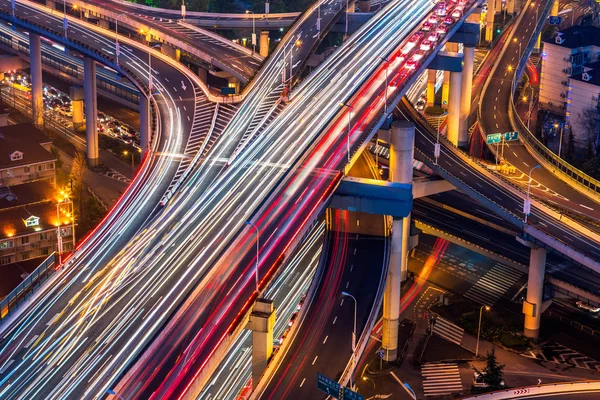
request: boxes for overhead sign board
[343,386,365,400]
[220,87,236,96]
[487,132,519,144]
[549,16,562,25]
[486,133,502,144]
[317,373,341,399]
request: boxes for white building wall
[567,78,599,147]
[540,42,572,111]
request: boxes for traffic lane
[0,0,202,394]
[121,1,478,395]
[261,227,387,399]
[480,1,600,217]
[402,101,600,266]
[412,199,600,296]
[549,299,600,331]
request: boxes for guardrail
[0,253,56,323]
[462,380,600,399]
[508,51,600,200]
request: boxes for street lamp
[316,2,321,33]
[115,13,126,65]
[123,150,134,174]
[475,305,490,357]
[106,389,125,400]
[378,56,390,114]
[554,122,564,158]
[148,43,162,92]
[341,102,354,163]
[283,40,302,92]
[342,291,357,389]
[434,113,444,165]
[507,64,513,72]
[345,0,349,38]
[246,10,256,55]
[524,164,541,224]
[245,221,260,292]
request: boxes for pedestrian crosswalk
[432,317,464,346]
[421,363,463,397]
[464,263,522,306]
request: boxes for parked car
[576,301,600,313]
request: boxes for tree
[565,130,576,163]
[475,349,505,388]
[70,152,86,224]
[576,107,599,155]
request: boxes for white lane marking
[346,281,350,289]
[580,204,594,211]
[24,335,39,349]
[353,249,356,255]
[333,316,338,325]
[323,335,329,344]
[300,378,306,387]
[340,298,344,306]
[312,356,318,365]
[523,162,529,168]
[0,359,14,374]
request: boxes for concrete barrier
[462,380,600,399]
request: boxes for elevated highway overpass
[0,0,358,398]
[0,0,598,399]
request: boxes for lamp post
[106,389,125,400]
[245,221,260,292]
[555,122,564,158]
[345,0,349,38]
[123,150,134,174]
[246,10,256,55]
[283,40,301,92]
[378,56,390,114]
[434,113,444,165]
[341,102,354,163]
[115,13,125,65]
[342,291,357,389]
[524,164,541,224]
[317,2,321,33]
[148,43,161,92]
[62,0,68,39]
[476,305,490,357]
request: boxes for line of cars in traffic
[4,71,141,150]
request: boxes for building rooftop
[0,123,55,170]
[0,179,56,209]
[0,200,70,240]
[0,255,50,299]
[545,25,600,48]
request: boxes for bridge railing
[0,253,56,323]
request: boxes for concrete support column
[426,69,436,107]
[140,94,150,154]
[197,67,208,84]
[378,127,391,144]
[29,33,44,129]
[383,121,414,362]
[534,33,542,53]
[249,299,276,389]
[551,0,559,17]
[486,0,496,42]
[45,0,55,9]
[441,71,450,107]
[70,86,84,130]
[459,45,474,148]
[495,0,502,14]
[447,71,463,147]
[228,76,240,95]
[507,0,515,14]
[259,31,270,58]
[524,246,547,339]
[84,57,99,167]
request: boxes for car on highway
[428,32,440,43]
[436,1,447,16]
[420,40,433,51]
[436,24,448,35]
[576,301,600,313]
[452,9,462,18]
[444,16,455,24]
[428,15,439,24]
[422,22,434,31]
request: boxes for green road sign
[503,131,519,142]
[486,133,502,144]
[317,373,341,399]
